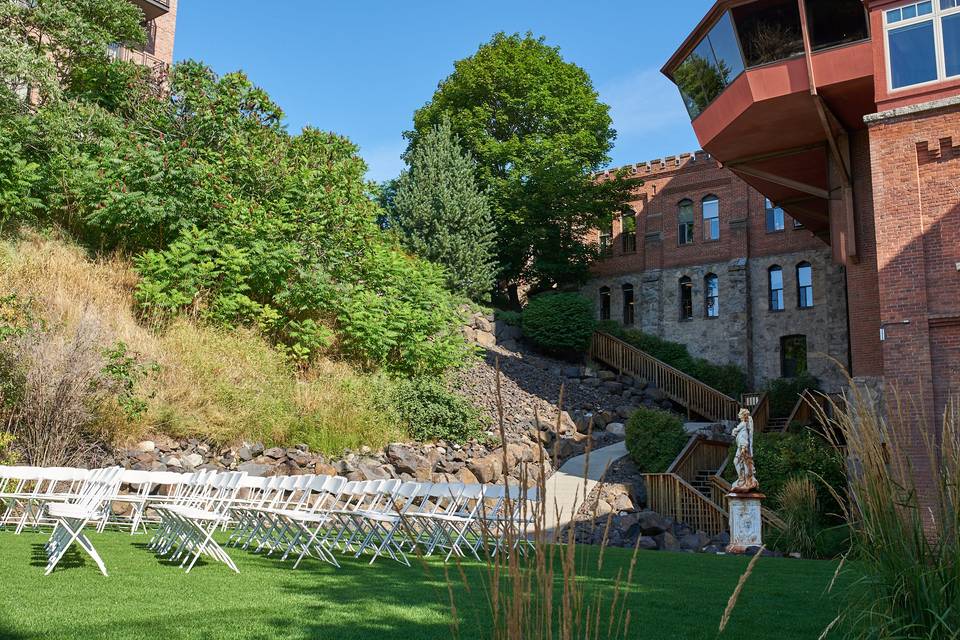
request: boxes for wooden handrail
[642,473,729,536]
[667,434,731,485]
[750,392,771,432]
[590,332,740,423]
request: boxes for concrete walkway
[542,441,628,537]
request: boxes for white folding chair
[265,475,347,569]
[43,467,124,576]
[152,471,246,573]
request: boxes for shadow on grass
[29,542,86,570]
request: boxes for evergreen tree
[394,118,496,301]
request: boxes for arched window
[702,195,720,241]
[797,262,814,308]
[679,276,693,320]
[765,198,785,232]
[622,283,635,326]
[678,200,694,245]
[768,265,784,311]
[599,287,611,321]
[705,273,719,318]
[621,209,637,253]
[781,335,808,378]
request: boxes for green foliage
[3,47,470,375]
[773,476,821,558]
[407,32,638,298]
[765,374,820,418]
[742,430,846,515]
[603,327,748,398]
[625,407,688,473]
[0,430,14,464]
[494,309,522,327]
[391,376,484,443]
[521,293,595,355]
[0,126,41,231]
[100,341,158,421]
[0,0,145,109]
[393,117,496,301]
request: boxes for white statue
[731,408,758,493]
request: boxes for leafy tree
[393,118,496,301]
[0,0,146,110]
[407,32,637,304]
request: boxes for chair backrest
[71,467,124,511]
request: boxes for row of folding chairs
[1,465,541,575]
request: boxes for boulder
[679,532,710,552]
[454,467,480,485]
[237,446,254,462]
[475,315,493,333]
[264,447,286,460]
[611,492,635,513]
[437,458,465,474]
[605,422,626,437]
[636,510,669,536]
[655,531,680,551]
[602,381,624,394]
[638,536,658,551]
[598,370,616,382]
[161,456,182,469]
[238,462,272,477]
[358,462,391,481]
[385,444,422,475]
[314,462,337,476]
[645,386,667,402]
[475,331,497,349]
[184,453,204,468]
[135,440,155,453]
[468,454,504,484]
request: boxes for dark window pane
[944,13,960,77]
[680,278,693,320]
[733,0,805,67]
[678,201,694,245]
[599,288,611,321]
[622,284,635,326]
[780,335,808,377]
[806,0,868,50]
[888,21,938,89]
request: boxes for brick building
[583,155,850,391]
[109,0,178,70]
[649,0,960,457]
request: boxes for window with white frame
[765,198,785,232]
[885,1,960,90]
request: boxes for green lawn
[0,531,845,639]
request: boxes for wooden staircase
[589,332,740,423]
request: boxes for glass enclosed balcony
[671,0,869,119]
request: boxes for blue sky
[173,1,714,182]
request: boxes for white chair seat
[272,509,331,523]
[47,503,100,519]
[156,505,229,522]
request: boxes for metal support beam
[732,166,830,200]
[723,143,827,169]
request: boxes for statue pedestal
[727,492,765,554]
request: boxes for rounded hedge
[625,407,689,473]
[391,377,484,443]
[521,293,596,355]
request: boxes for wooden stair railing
[590,332,740,423]
[749,392,771,432]
[667,434,731,486]
[642,473,728,537]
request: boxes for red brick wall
[847,131,884,378]
[589,153,825,278]
[145,0,177,65]
[867,101,960,478]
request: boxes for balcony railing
[107,44,169,73]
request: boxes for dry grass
[0,230,403,454]
[814,386,960,639]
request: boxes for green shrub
[616,329,748,398]
[765,374,820,418]
[494,309,522,327]
[774,476,821,557]
[391,376,484,443]
[735,430,845,515]
[625,407,689,473]
[521,293,596,356]
[0,431,16,465]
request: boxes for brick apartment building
[632,0,960,458]
[109,0,178,70]
[584,156,850,391]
